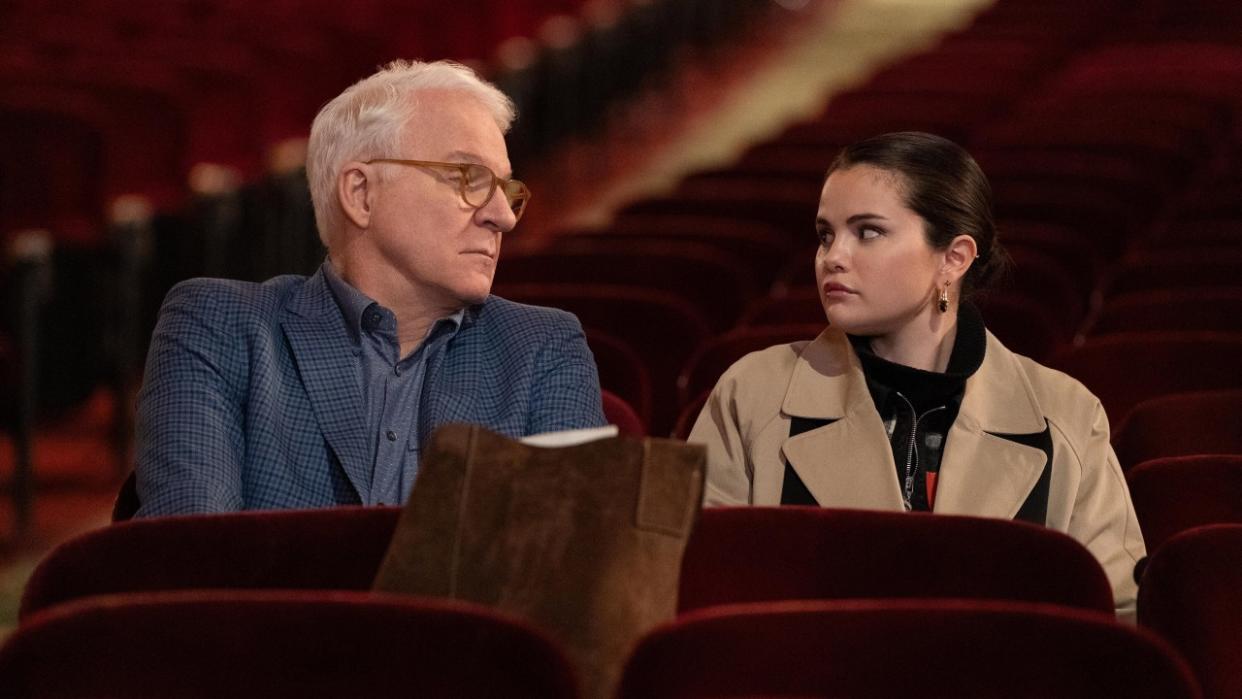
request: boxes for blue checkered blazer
[133,266,605,516]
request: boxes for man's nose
[477,190,518,233]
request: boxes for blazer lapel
[934,332,1049,519]
[281,270,370,502]
[780,330,904,509]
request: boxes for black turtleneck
[847,302,988,510]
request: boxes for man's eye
[464,166,492,192]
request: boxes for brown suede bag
[373,423,706,699]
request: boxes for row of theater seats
[0,0,777,440]
[0,0,769,236]
[486,0,1242,439]
[6,504,1240,696]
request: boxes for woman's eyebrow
[846,213,889,224]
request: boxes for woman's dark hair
[825,131,1010,296]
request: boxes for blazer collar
[281,268,370,502]
[779,329,1049,518]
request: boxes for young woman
[687,132,1145,617]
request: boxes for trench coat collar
[779,328,1050,518]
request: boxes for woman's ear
[337,162,375,230]
[942,233,979,285]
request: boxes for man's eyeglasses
[366,158,530,223]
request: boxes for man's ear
[337,162,374,230]
[942,233,978,285]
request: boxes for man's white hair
[306,59,516,245]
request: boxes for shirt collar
[322,258,376,344]
[323,258,467,344]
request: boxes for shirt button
[386,430,397,442]
[394,365,401,376]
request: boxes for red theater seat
[1099,250,1242,299]
[20,507,401,620]
[1126,455,1242,553]
[601,389,644,437]
[497,238,758,332]
[585,331,651,432]
[619,599,1198,699]
[679,507,1113,614]
[1087,289,1242,337]
[1047,332,1242,423]
[1113,390,1242,469]
[1,590,578,699]
[1139,524,1242,699]
[491,283,711,436]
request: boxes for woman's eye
[859,226,882,240]
[816,229,833,245]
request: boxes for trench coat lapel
[777,329,1050,517]
[281,269,370,502]
[933,332,1049,519]
[779,330,904,509]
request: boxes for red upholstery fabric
[616,179,820,243]
[496,238,758,332]
[20,506,400,620]
[494,283,710,436]
[601,389,645,437]
[1087,289,1242,336]
[0,590,578,699]
[1113,390,1242,469]
[1099,250,1242,299]
[619,599,1200,699]
[1126,455,1242,553]
[1047,332,1242,423]
[568,215,798,287]
[678,507,1114,613]
[585,330,652,431]
[1139,525,1242,699]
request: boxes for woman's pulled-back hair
[825,131,1010,296]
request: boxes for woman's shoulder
[989,333,1106,422]
[718,336,823,386]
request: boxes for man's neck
[330,253,461,359]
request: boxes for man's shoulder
[473,294,582,334]
[161,274,309,319]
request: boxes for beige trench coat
[687,327,1146,618]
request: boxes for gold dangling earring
[937,284,950,313]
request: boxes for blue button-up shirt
[323,260,463,505]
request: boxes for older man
[133,60,605,515]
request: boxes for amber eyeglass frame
[365,158,530,222]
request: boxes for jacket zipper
[894,391,946,511]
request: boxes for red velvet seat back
[1126,455,1242,553]
[586,331,652,431]
[1047,332,1242,423]
[620,599,1200,699]
[1088,289,1242,337]
[601,389,645,437]
[20,506,401,620]
[1,590,578,699]
[678,507,1114,613]
[1139,525,1242,699]
[1113,391,1242,470]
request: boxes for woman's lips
[822,282,856,297]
